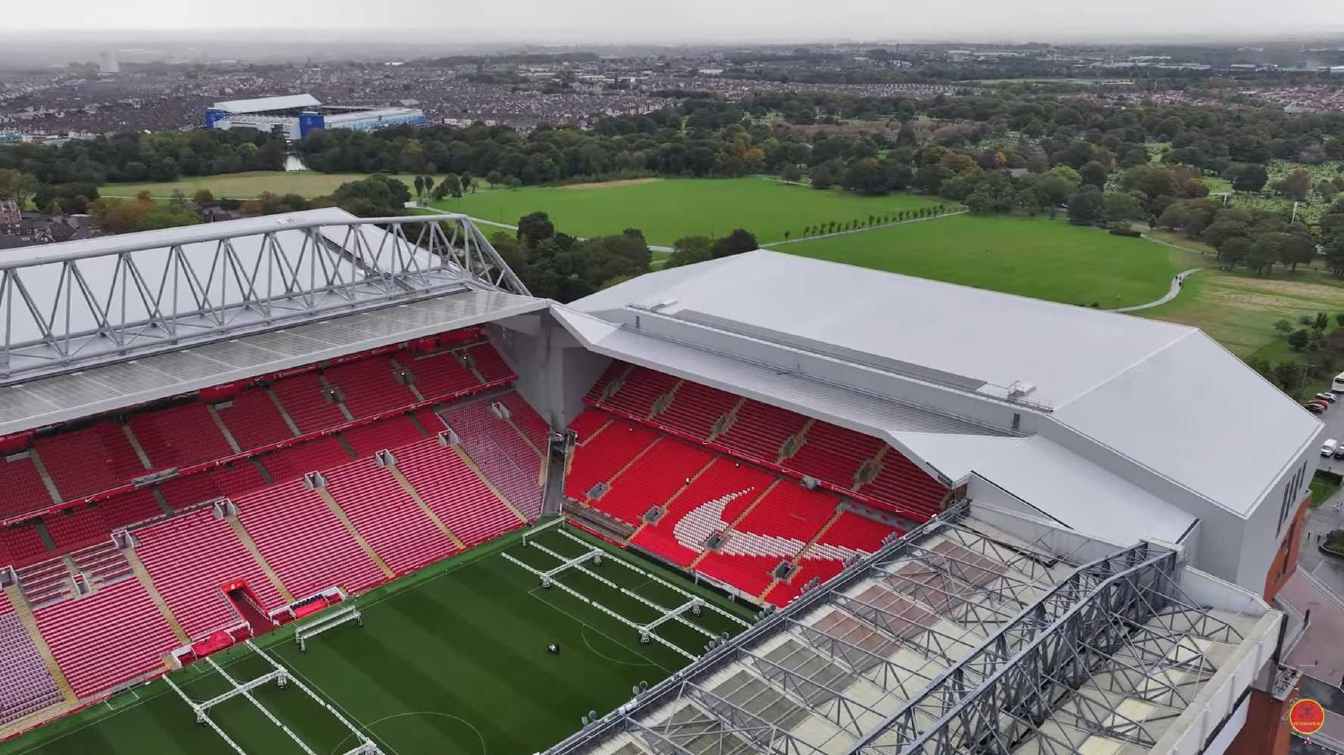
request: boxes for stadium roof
[0,208,539,435]
[210,94,322,114]
[566,250,1322,520]
[546,501,1281,755]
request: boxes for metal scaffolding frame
[543,502,1247,755]
[0,214,527,381]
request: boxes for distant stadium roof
[563,250,1321,522]
[547,501,1280,755]
[0,208,540,435]
[211,94,322,114]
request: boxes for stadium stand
[321,457,459,575]
[16,559,73,609]
[259,437,353,484]
[564,412,659,502]
[581,361,949,521]
[236,480,385,601]
[0,525,48,568]
[214,390,295,450]
[34,422,144,502]
[341,416,425,457]
[324,355,417,419]
[393,438,523,548]
[0,454,52,518]
[436,392,547,518]
[270,372,346,433]
[594,437,713,527]
[135,506,284,639]
[465,342,516,383]
[69,542,133,595]
[404,350,480,399]
[34,578,180,699]
[0,590,62,726]
[129,402,234,469]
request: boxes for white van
[1324,439,1339,457]
[1333,372,1344,393]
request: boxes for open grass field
[0,523,751,755]
[1141,268,1344,362]
[771,215,1182,309]
[430,177,943,245]
[99,172,422,200]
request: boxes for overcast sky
[6,0,1343,43]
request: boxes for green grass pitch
[774,214,1181,310]
[1,524,753,755]
[431,177,943,246]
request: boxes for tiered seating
[819,511,899,553]
[260,438,351,484]
[405,350,480,399]
[342,416,423,457]
[35,423,144,501]
[733,484,838,547]
[466,343,515,383]
[583,362,951,521]
[16,560,73,608]
[861,454,947,521]
[35,578,179,699]
[0,524,49,568]
[564,413,659,501]
[324,356,417,419]
[215,390,294,450]
[654,381,739,439]
[787,423,884,488]
[438,396,544,518]
[237,480,384,601]
[96,490,162,531]
[159,463,267,510]
[765,559,846,607]
[129,403,233,469]
[136,507,283,639]
[70,542,133,593]
[598,367,679,420]
[323,458,458,575]
[500,391,550,445]
[395,439,522,547]
[270,372,345,432]
[0,591,62,726]
[0,454,53,518]
[695,553,780,598]
[716,401,807,466]
[594,440,713,527]
[569,409,610,443]
[43,508,108,552]
[631,457,776,567]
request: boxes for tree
[1273,361,1305,392]
[1217,236,1252,270]
[1326,239,1344,279]
[710,229,758,258]
[1287,330,1311,352]
[1102,192,1145,223]
[1080,161,1109,189]
[665,236,714,268]
[1229,163,1269,192]
[780,164,803,183]
[1274,168,1312,202]
[1274,319,1294,334]
[433,174,462,200]
[192,189,215,206]
[1066,187,1105,225]
[1246,234,1281,275]
[517,212,556,248]
[0,169,39,207]
[413,176,425,199]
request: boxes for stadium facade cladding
[204,93,427,139]
[0,210,1313,752]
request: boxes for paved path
[1112,268,1202,313]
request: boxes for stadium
[0,208,1313,754]
[204,94,427,139]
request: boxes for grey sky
[6,0,1343,42]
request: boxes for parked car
[1317,392,1338,403]
[1306,404,1325,414]
[1306,399,1331,412]
[1324,439,1339,456]
[1334,445,1344,459]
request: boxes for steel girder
[0,214,528,382]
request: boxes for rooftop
[546,502,1280,755]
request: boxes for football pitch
[1,523,753,755]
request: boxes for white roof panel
[211,94,321,114]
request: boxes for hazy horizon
[6,0,1344,47]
